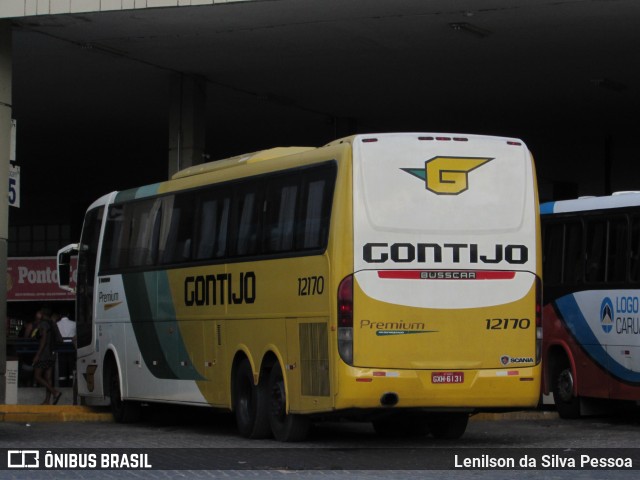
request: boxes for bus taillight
[536,276,542,364]
[338,275,354,366]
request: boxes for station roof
[6,0,640,224]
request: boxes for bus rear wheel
[268,363,310,442]
[233,358,271,439]
[553,363,581,419]
[427,413,469,440]
[109,366,141,423]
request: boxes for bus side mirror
[57,243,78,293]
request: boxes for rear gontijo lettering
[363,242,528,264]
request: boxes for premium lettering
[360,319,425,331]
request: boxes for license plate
[431,372,464,384]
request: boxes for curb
[0,405,113,423]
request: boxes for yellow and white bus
[58,133,541,441]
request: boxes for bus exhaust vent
[299,323,330,397]
[216,324,222,346]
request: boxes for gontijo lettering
[363,242,528,264]
[184,271,256,306]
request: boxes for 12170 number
[298,276,325,296]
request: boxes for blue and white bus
[541,192,640,418]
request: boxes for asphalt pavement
[1,398,640,480]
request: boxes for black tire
[109,365,141,423]
[268,363,310,442]
[233,358,271,439]
[372,412,429,438]
[427,413,469,440]
[553,362,581,419]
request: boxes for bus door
[76,206,104,355]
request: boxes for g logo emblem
[402,156,493,195]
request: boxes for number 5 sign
[9,164,19,208]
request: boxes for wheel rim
[557,368,574,402]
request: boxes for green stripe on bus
[122,272,177,379]
[157,271,204,381]
[122,271,204,381]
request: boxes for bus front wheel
[233,358,271,439]
[553,363,581,419]
[268,363,310,442]
[109,366,141,423]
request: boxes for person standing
[32,308,62,405]
[55,312,76,341]
[54,312,77,388]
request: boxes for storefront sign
[7,257,77,301]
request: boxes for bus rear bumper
[334,365,542,411]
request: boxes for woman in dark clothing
[32,308,61,405]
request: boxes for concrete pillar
[168,74,206,178]
[0,20,12,404]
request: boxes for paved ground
[1,391,640,479]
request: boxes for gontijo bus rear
[58,133,541,441]
[341,133,541,428]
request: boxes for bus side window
[123,200,154,268]
[630,215,640,282]
[585,218,606,283]
[131,198,162,267]
[159,194,195,264]
[101,205,124,271]
[195,193,231,260]
[303,180,326,249]
[265,180,298,253]
[607,216,628,282]
[299,164,335,251]
[564,221,583,284]
[234,188,262,257]
[542,222,563,285]
[216,198,230,258]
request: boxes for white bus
[542,192,640,417]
